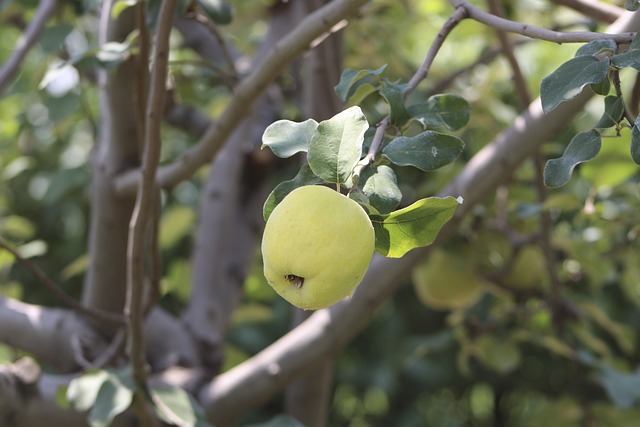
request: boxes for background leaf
[307,106,368,185]
[598,366,640,408]
[67,369,110,412]
[197,0,234,25]
[540,56,610,113]
[373,196,461,258]
[382,131,464,171]
[87,371,135,427]
[150,385,202,427]
[261,119,318,158]
[544,131,602,187]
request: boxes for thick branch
[0,0,58,95]
[0,297,108,372]
[82,1,140,336]
[112,0,368,195]
[550,0,624,24]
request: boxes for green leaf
[590,78,610,96]
[37,24,74,54]
[67,369,110,412]
[372,196,461,258]
[611,49,640,71]
[261,118,318,158]
[631,120,640,164]
[540,56,610,113]
[575,39,616,57]
[334,65,387,103]
[197,0,234,25]
[307,106,369,185]
[263,164,327,221]
[598,365,640,408]
[379,80,410,127]
[382,131,464,171]
[87,371,135,427]
[544,131,602,187]
[408,94,470,131]
[626,0,640,11]
[359,165,402,214]
[150,385,200,427]
[594,96,624,129]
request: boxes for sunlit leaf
[67,369,110,412]
[372,196,461,258]
[150,385,201,427]
[307,106,368,185]
[87,371,134,427]
[261,119,318,158]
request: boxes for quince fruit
[261,185,375,310]
[412,248,486,310]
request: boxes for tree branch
[0,0,58,95]
[550,0,624,24]
[112,0,369,196]
[0,237,124,325]
[0,297,109,372]
[125,0,175,425]
[449,0,635,43]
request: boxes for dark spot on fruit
[285,274,304,288]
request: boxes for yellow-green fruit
[261,185,375,310]
[412,248,486,311]
[503,245,546,290]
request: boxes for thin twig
[0,237,125,324]
[0,0,58,95]
[449,0,635,43]
[357,6,468,173]
[126,0,176,425]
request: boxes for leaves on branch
[371,196,462,258]
[544,131,602,187]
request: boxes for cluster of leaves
[60,368,211,427]
[541,34,640,187]
[262,65,469,257]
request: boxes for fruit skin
[261,185,375,310]
[412,248,486,310]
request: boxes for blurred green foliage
[2,0,640,426]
